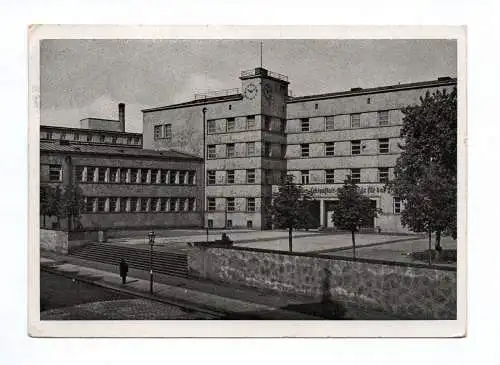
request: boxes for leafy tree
[59,185,85,231]
[267,175,314,252]
[388,88,457,251]
[332,177,380,259]
[40,185,55,228]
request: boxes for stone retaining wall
[40,229,69,254]
[187,247,456,319]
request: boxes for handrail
[194,88,240,100]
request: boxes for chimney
[118,103,125,132]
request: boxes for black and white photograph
[28,26,466,337]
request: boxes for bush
[410,249,457,263]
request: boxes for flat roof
[40,125,142,136]
[287,78,457,103]
[142,94,243,113]
[40,141,202,160]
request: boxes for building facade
[140,67,456,233]
[40,104,204,231]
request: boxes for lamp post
[148,231,156,294]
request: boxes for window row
[84,197,197,213]
[207,219,254,229]
[41,164,63,182]
[42,131,141,145]
[298,139,390,157]
[153,123,172,141]
[207,115,286,134]
[207,197,256,212]
[296,168,391,185]
[207,169,285,185]
[207,142,286,159]
[298,111,391,132]
[75,166,196,185]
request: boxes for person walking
[119,258,128,284]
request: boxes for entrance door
[324,200,339,229]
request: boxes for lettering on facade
[306,185,386,197]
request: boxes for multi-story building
[40,103,204,231]
[143,67,457,233]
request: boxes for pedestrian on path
[119,258,128,284]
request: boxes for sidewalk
[40,252,397,320]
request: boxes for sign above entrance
[306,185,386,197]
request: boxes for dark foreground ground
[40,271,217,320]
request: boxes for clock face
[244,83,258,100]
[263,84,273,100]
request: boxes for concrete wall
[40,229,69,254]
[188,247,456,319]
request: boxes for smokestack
[118,103,125,132]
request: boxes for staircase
[70,243,188,278]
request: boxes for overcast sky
[40,39,457,133]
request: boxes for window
[246,116,255,129]
[281,144,287,159]
[76,166,85,182]
[100,135,106,143]
[154,125,162,140]
[188,171,196,185]
[60,133,66,140]
[227,118,235,131]
[227,198,235,212]
[350,113,361,128]
[325,142,335,156]
[378,111,389,126]
[246,169,256,184]
[152,169,161,184]
[130,168,139,183]
[85,197,95,213]
[188,198,196,211]
[46,132,53,140]
[207,120,216,134]
[315,103,318,110]
[120,198,127,212]
[226,143,235,158]
[97,198,106,212]
[110,197,118,212]
[134,137,141,145]
[208,219,214,229]
[111,136,117,144]
[126,137,132,144]
[140,198,148,212]
[247,198,256,212]
[130,197,139,212]
[325,116,335,131]
[87,135,93,142]
[227,170,235,184]
[110,167,119,183]
[179,198,186,212]
[164,124,172,140]
[350,168,361,183]
[207,145,216,159]
[207,170,216,185]
[228,104,232,110]
[169,198,177,212]
[207,198,216,212]
[169,171,177,184]
[74,133,80,141]
[178,171,187,184]
[301,118,310,132]
[326,169,335,184]
[227,220,233,229]
[88,167,98,182]
[301,144,309,157]
[351,140,361,155]
[280,119,286,133]
[151,198,159,212]
[301,170,310,184]
[393,197,402,214]
[378,138,389,153]
[120,169,128,183]
[264,142,272,157]
[246,142,255,156]
[367,97,371,104]
[98,167,107,182]
[161,171,169,184]
[160,198,168,212]
[264,116,271,131]
[378,168,389,183]
[247,220,253,229]
[141,169,149,184]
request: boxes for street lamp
[148,231,156,294]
